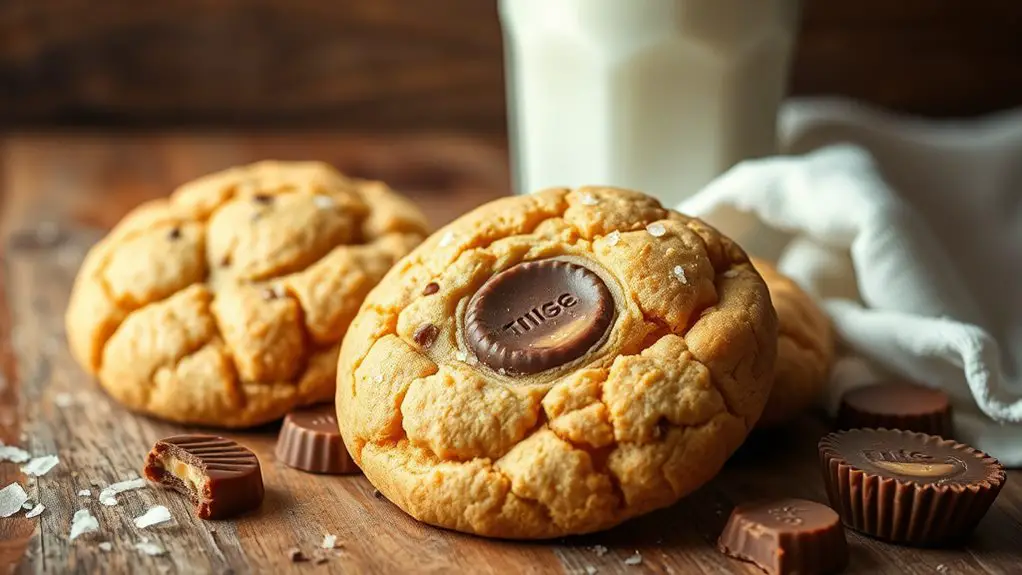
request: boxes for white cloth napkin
[679,99,1022,466]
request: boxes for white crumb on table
[53,392,75,407]
[22,455,60,477]
[134,539,167,556]
[592,545,608,557]
[0,483,29,517]
[78,489,91,497]
[99,477,146,506]
[69,509,100,541]
[98,542,113,552]
[321,534,338,549]
[0,443,31,464]
[134,505,172,529]
[623,551,643,566]
[25,503,45,518]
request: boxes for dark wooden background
[2,0,1021,131]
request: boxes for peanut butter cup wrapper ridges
[818,429,1005,546]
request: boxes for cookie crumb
[605,230,621,246]
[167,227,182,241]
[438,231,455,248]
[645,223,666,238]
[288,548,307,562]
[313,195,335,209]
[413,324,439,348]
[580,193,599,206]
[422,282,440,296]
[672,266,688,285]
[623,551,643,566]
[592,545,608,557]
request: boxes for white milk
[500,0,801,205]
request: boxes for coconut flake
[592,545,609,557]
[134,540,166,556]
[23,501,33,509]
[99,477,146,506]
[69,509,100,541]
[134,505,172,529]
[438,231,455,248]
[623,552,643,566]
[579,193,599,206]
[22,455,60,476]
[0,483,29,517]
[672,265,688,285]
[0,443,31,464]
[585,567,598,575]
[98,542,113,552]
[321,534,338,549]
[53,392,75,407]
[78,489,91,497]
[25,503,45,518]
[645,223,666,237]
[605,230,621,246]
[313,194,335,209]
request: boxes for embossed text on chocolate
[501,293,578,336]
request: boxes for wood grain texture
[2,0,1022,130]
[1,133,1021,574]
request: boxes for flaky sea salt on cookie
[336,186,777,539]
[65,161,428,428]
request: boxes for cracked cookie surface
[66,161,428,427]
[336,187,777,538]
[752,258,834,428]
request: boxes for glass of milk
[500,0,801,205]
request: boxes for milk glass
[500,0,801,204]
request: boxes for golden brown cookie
[752,257,834,428]
[66,161,428,428]
[336,187,777,539]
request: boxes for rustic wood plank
[1,134,1020,574]
[2,0,1022,130]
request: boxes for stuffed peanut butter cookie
[752,258,834,428]
[336,187,778,539]
[66,161,428,428]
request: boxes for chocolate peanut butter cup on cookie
[335,186,778,539]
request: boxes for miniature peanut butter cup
[464,260,613,375]
[143,435,264,519]
[819,429,1005,546]
[275,404,359,475]
[837,382,953,437]
[718,498,848,575]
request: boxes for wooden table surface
[1,134,1020,574]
